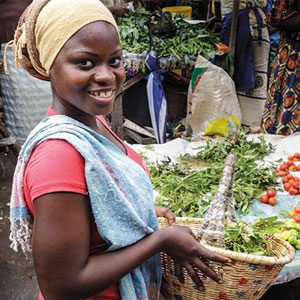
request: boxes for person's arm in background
[107,3,129,17]
[269,13,300,32]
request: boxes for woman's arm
[33,192,231,299]
[269,13,300,32]
[107,4,128,17]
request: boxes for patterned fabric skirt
[262,32,300,135]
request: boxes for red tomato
[268,198,276,206]
[296,165,300,171]
[279,171,289,177]
[288,156,294,161]
[287,161,295,167]
[284,183,291,191]
[260,195,269,204]
[291,181,300,189]
[286,174,294,180]
[280,164,288,171]
[293,213,300,223]
[266,189,276,198]
[289,187,299,195]
[293,177,300,182]
[294,153,300,159]
[295,206,300,214]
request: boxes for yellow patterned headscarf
[14,0,119,81]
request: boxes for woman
[262,0,300,135]
[9,0,231,299]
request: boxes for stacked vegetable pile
[149,131,278,217]
[276,218,300,250]
[119,7,219,72]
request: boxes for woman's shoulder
[29,139,84,164]
[24,139,87,202]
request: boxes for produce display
[146,131,300,253]
[119,7,219,73]
[149,131,278,217]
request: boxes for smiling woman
[9,1,232,300]
[49,21,125,121]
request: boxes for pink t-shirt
[24,108,150,300]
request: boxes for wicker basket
[158,217,295,300]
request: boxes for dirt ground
[0,148,300,300]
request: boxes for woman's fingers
[198,246,232,265]
[174,263,184,284]
[155,206,176,225]
[184,263,205,291]
[192,257,223,283]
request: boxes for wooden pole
[229,0,240,58]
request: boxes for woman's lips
[87,89,115,105]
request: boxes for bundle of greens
[119,7,218,61]
[149,131,278,217]
[223,217,284,255]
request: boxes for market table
[130,133,300,286]
[110,73,147,141]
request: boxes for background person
[102,0,130,17]
[220,0,270,128]
[9,1,231,299]
[262,0,300,135]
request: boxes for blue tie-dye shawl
[9,115,162,300]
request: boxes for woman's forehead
[66,21,119,44]
[59,21,121,54]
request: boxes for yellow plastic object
[204,116,241,136]
[162,6,192,19]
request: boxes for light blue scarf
[10,115,162,300]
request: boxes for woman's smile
[87,89,116,106]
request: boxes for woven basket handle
[198,153,236,247]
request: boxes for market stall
[130,132,300,296]
[111,3,230,143]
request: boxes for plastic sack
[186,55,242,136]
[204,115,240,136]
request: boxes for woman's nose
[93,65,115,84]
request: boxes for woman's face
[50,21,125,117]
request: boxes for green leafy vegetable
[149,131,278,216]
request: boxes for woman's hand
[159,225,232,291]
[108,4,129,17]
[155,206,176,225]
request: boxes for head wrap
[14,0,119,81]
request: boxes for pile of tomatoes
[275,153,300,195]
[282,174,300,195]
[259,153,300,208]
[259,189,277,206]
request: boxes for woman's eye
[110,58,122,67]
[76,60,94,68]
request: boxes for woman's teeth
[89,90,113,98]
